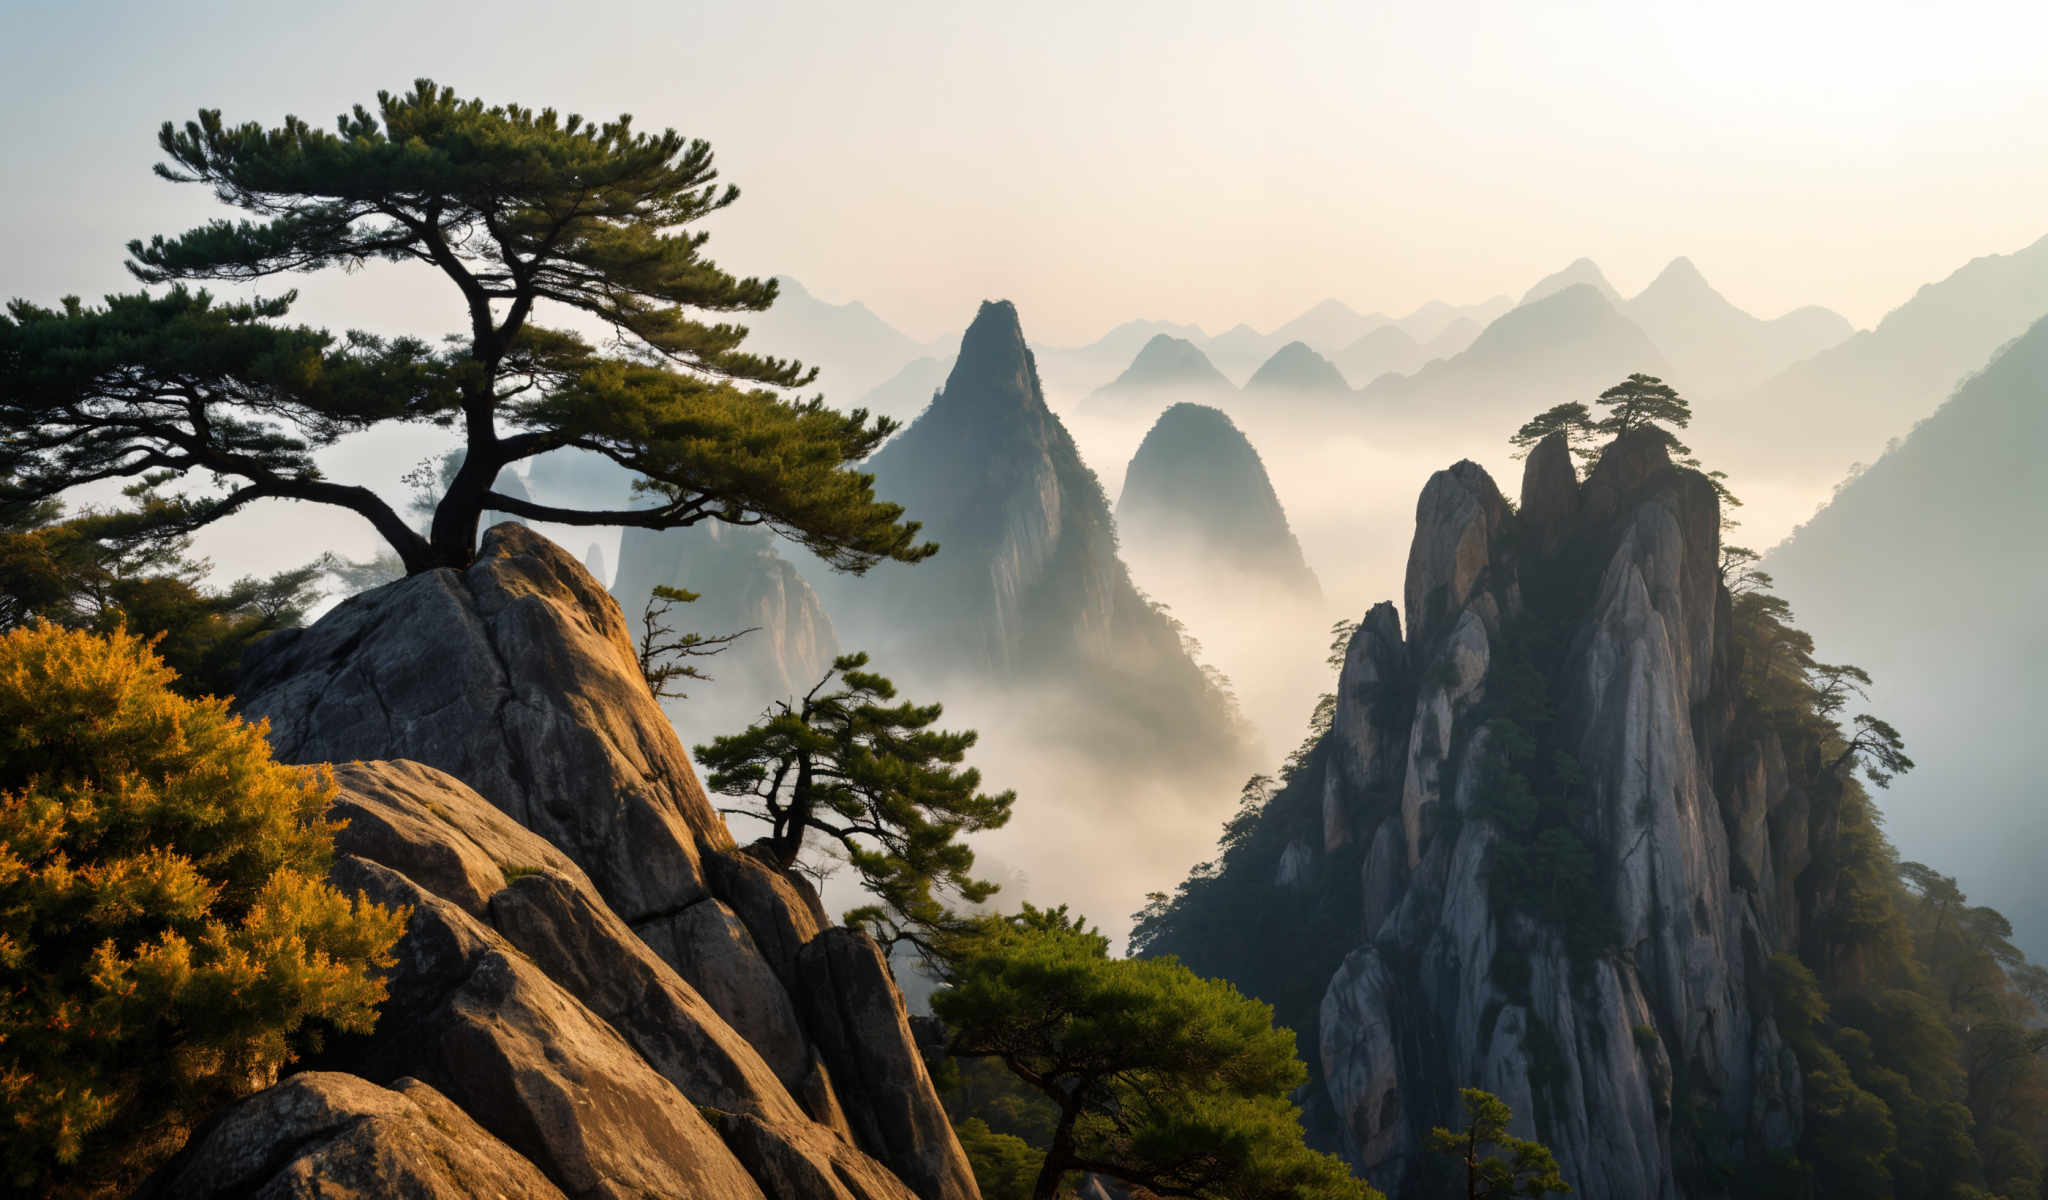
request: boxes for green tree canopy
[695,652,1013,951]
[933,909,1378,1200]
[1593,372,1689,440]
[1426,1088,1571,1198]
[0,81,936,575]
[1508,402,1601,464]
[0,623,407,1195]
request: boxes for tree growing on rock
[933,906,1378,1200]
[1592,372,1689,440]
[636,583,753,701]
[1426,1088,1571,1198]
[1508,402,1601,464]
[0,80,935,576]
[0,623,407,1196]
[695,652,1013,951]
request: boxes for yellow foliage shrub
[0,622,407,1195]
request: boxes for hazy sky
[6,0,2048,348]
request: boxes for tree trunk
[770,753,813,869]
[1032,1106,1079,1200]
[428,474,489,570]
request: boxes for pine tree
[1592,373,1690,441]
[1426,1088,1571,1198]
[933,908,1377,1200]
[695,653,1013,951]
[1508,402,1600,463]
[0,81,935,575]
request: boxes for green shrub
[954,1116,1041,1200]
[0,623,407,1195]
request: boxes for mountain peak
[1245,340,1350,393]
[1094,333,1232,399]
[1520,258,1620,307]
[924,300,1044,424]
[1634,255,1726,305]
[954,299,1029,373]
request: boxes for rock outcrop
[1140,428,1838,1199]
[223,524,975,1200]
[142,1072,569,1200]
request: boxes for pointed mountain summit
[1245,340,1351,394]
[825,300,1251,775]
[1115,403,1319,598]
[1625,257,1851,395]
[1083,333,1234,413]
[1519,257,1621,306]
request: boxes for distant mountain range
[1081,334,1235,414]
[1704,233,2048,486]
[1766,309,2048,958]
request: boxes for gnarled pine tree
[695,653,1014,951]
[0,81,935,575]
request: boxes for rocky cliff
[161,525,977,1200]
[1137,430,1848,1198]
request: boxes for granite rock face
[141,1072,569,1200]
[1144,428,1827,1199]
[218,526,975,1200]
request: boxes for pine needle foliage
[1,81,935,575]
[696,653,1013,955]
[934,908,1379,1200]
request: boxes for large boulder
[240,523,726,928]
[228,528,978,1198]
[140,1072,566,1200]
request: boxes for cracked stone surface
[226,529,978,1199]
